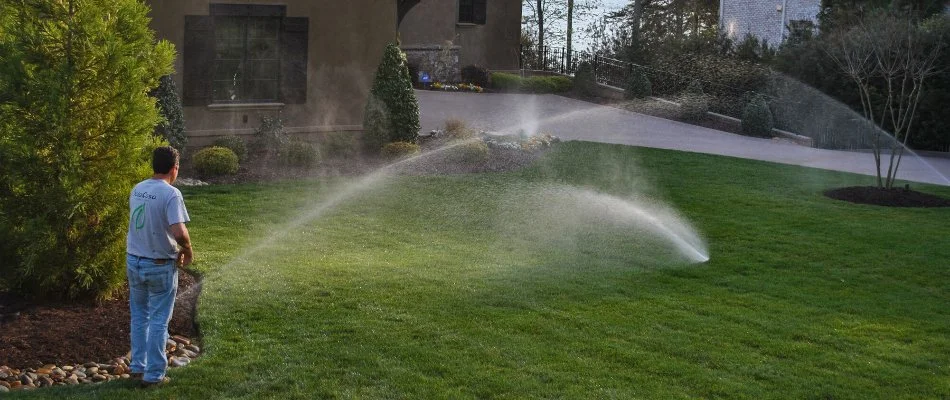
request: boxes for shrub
[151,75,186,152]
[445,119,476,139]
[461,65,491,88]
[678,94,709,121]
[685,79,704,95]
[0,0,174,299]
[254,115,287,156]
[449,140,490,163]
[321,132,359,158]
[522,76,556,93]
[625,68,652,99]
[573,62,597,96]
[491,72,522,91]
[363,42,420,152]
[381,141,421,159]
[193,146,239,177]
[279,140,319,167]
[213,135,248,161]
[741,95,774,137]
[542,76,573,92]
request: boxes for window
[212,6,282,102]
[183,6,307,106]
[458,0,487,25]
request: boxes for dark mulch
[0,269,200,369]
[824,186,950,208]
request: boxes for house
[719,0,821,47]
[146,0,408,148]
[398,0,522,83]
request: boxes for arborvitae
[0,0,174,300]
[741,94,775,138]
[363,42,420,152]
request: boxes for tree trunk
[567,0,574,67]
[537,0,544,52]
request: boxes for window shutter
[280,17,308,104]
[183,16,213,106]
[473,0,487,24]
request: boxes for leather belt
[128,254,172,264]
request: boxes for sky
[523,0,631,51]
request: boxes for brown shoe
[139,376,170,388]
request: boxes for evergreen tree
[363,42,420,151]
[0,0,174,299]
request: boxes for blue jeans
[127,254,178,383]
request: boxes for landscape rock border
[0,335,200,392]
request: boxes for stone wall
[403,44,461,83]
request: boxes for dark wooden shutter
[473,0,487,25]
[183,16,213,106]
[280,17,308,104]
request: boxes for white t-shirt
[126,178,190,259]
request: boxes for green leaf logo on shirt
[132,203,146,230]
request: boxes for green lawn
[14,142,950,399]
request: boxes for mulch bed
[824,186,950,207]
[0,269,200,369]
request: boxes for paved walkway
[418,91,950,186]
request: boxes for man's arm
[170,222,193,267]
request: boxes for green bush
[213,135,248,161]
[489,73,572,93]
[445,119,476,139]
[742,95,774,137]
[254,115,287,156]
[625,68,652,99]
[193,146,239,177]
[449,140,490,163]
[363,42,420,152]
[685,79,704,95]
[279,140,319,167]
[573,62,597,96]
[321,132,359,158]
[381,141,421,159]
[461,65,491,88]
[151,75,186,152]
[0,0,174,299]
[491,72,523,91]
[678,94,709,121]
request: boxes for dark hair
[152,146,180,174]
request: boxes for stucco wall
[146,0,397,146]
[720,0,820,47]
[399,0,521,72]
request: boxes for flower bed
[429,82,484,93]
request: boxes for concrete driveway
[417,90,950,186]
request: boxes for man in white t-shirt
[126,146,194,388]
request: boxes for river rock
[0,380,9,388]
[0,385,8,393]
[73,371,87,379]
[37,376,53,387]
[52,367,65,377]
[9,381,21,389]
[62,365,74,372]
[0,371,7,380]
[185,344,200,353]
[86,366,99,375]
[20,375,33,386]
[41,364,55,370]
[169,357,189,368]
[66,375,79,385]
[171,335,191,346]
[36,368,52,375]
[83,362,98,368]
[121,374,130,379]
[26,372,38,381]
[91,374,106,382]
